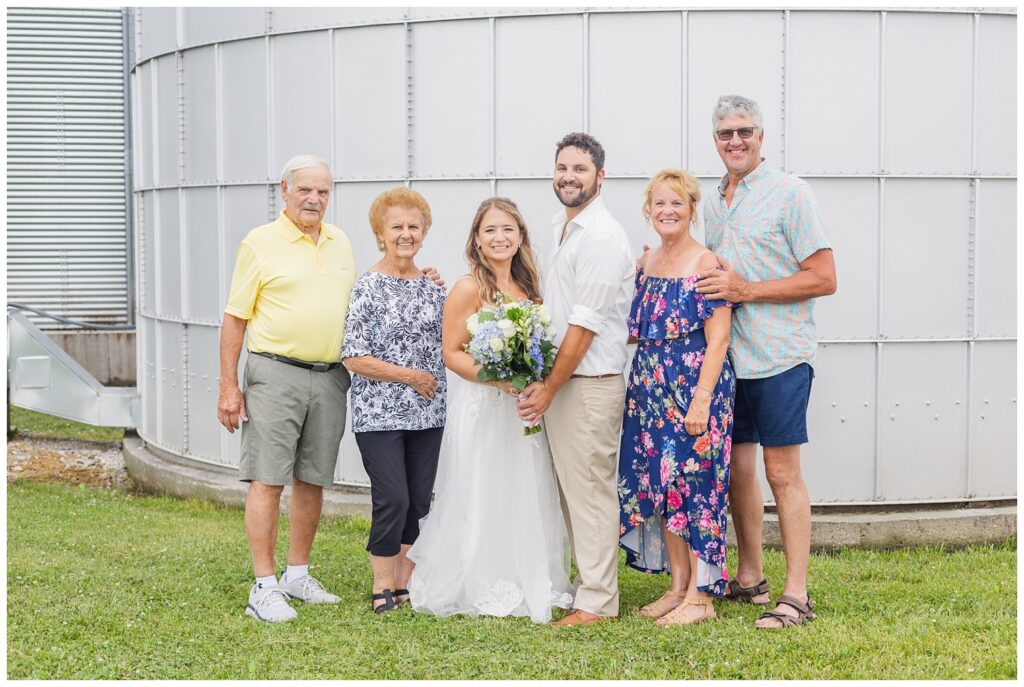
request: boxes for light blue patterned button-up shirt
[703,161,831,379]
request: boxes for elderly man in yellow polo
[217,155,355,623]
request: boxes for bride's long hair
[465,197,543,306]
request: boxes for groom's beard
[554,178,599,209]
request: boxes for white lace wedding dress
[406,374,574,623]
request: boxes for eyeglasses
[715,127,758,141]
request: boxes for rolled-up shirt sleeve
[224,241,260,320]
[567,234,631,334]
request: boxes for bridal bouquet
[465,296,557,435]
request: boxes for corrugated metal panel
[6,7,130,329]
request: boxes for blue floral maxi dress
[618,271,737,596]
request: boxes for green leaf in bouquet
[540,340,556,354]
[505,306,524,321]
[476,367,500,383]
[511,374,531,392]
[477,310,496,323]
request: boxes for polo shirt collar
[718,157,769,196]
[276,210,334,243]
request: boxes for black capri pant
[355,427,444,557]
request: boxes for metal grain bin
[130,7,1016,504]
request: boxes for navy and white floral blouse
[342,272,447,433]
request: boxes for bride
[406,197,573,623]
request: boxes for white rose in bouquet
[466,313,480,335]
[537,304,552,325]
[489,337,504,352]
[497,319,516,338]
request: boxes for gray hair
[711,94,763,131]
[280,155,331,185]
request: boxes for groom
[517,132,634,626]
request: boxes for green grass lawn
[6,480,1016,680]
[8,406,125,443]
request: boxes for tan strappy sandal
[655,596,717,626]
[639,590,686,618]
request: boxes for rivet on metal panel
[840,417,846,423]
[890,415,895,421]
[925,401,930,406]
[894,401,900,406]
[980,415,985,420]
[831,402,836,407]
[933,415,939,420]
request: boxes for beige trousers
[545,375,625,617]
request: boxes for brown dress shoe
[548,609,617,627]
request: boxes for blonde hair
[642,169,701,225]
[368,187,433,252]
[465,197,543,305]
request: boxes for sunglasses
[715,127,759,141]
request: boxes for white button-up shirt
[544,195,634,376]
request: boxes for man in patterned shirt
[696,95,837,629]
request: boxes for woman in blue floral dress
[619,169,736,626]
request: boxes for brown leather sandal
[723,578,771,605]
[655,597,717,627]
[755,594,816,629]
[639,590,686,618]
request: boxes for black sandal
[394,588,411,606]
[371,589,398,614]
[756,594,816,629]
[723,578,771,605]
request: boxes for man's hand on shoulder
[422,266,445,288]
[636,244,651,273]
[695,255,751,303]
[217,385,248,432]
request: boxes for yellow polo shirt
[225,211,356,362]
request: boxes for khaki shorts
[239,353,351,488]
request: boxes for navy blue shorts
[732,363,814,447]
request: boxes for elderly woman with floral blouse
[342,187,446,614]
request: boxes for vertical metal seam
[404,16,414,183]
[137,193,147,328]
[964,341,974,498]
[878,11,886,174]
[123,8,137,325]
[328,27,337,208]
[874,177,886,500]
[968,180,977,337]
[874,341,883,500]
[874,10,887,501]
[265,7,273,34]
[781,10,789,171]
[681,10,688,170]
[489,16,497,195]
[215,43,224,184]
[970,13,979,174]
[176,51,185,182]
[181,323,190,454]
[964,176,978,499]
[265,34,274,187]
[582,12,590,132]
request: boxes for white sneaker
[278,573,340,604]
[246,583,297,623]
